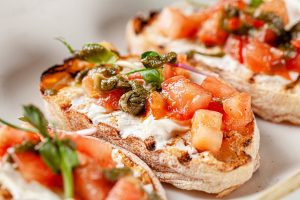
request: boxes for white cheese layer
[0,163,61,200]
[71,96,189,150]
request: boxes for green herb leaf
[0,118,36,133]
[56,37,76,54]
[140,69,164,86]
[22,105,49,138]
[250,0,263,8]
[14,141,38,153]
[141,51,160,59]
[58,140,79,199]
[103,167,132,182]
[77,43,118,64]
[39,139,61,173]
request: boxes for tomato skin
[226,17,241,31]
[74,161,114,200]
[243,39,286,74]
[201,77,238,99]
[191,109,223,152]
[106,177,144,200]
[286,52,300,73]
[198,11,228,47]
[292,39,300,50]
[12,152,62,188]
[162,76,212,120]
[0,126,40,157]
[223,93,253,130]
[96,89,124,111]
[148,91,168,119]
[163,64,190,80]
[71,135,115,169]
[224,35,245,63]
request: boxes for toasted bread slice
[0,126,166,200]
[40,55,260,197]
[126,2,300,125]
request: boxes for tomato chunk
[243,39,285,74]
[106,177,144,200]
[201,77,238,99]
[198,11,228,46]
[97,89,124,111]
[191,109,223,152]
[12,152,62,188]
[223,93,253,130]
[71,135,115,168]
[156,7,199,39]
[162,76,212,119]
[148,91,168,119]
[74,161,113,200]
[286,52,300,73]
[224,35,245,63]
[0,126,40,157]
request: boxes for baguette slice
[126,1,300,125]
[40,54,260,197]
[0,126,167,200]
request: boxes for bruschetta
[0,105,166,200]
[40,41,260,197]
[126,0,300,124]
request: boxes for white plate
[1,0,300,199]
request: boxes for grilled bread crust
[126,11,300,125]
[40,58,260,197]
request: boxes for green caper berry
[100,76,118,91]
[119,90,146,115]
[162,52,177,63]
[75,69,89,84]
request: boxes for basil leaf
[140,69,164,85]
[77,43,118,64]
[141,51,160,59]
[250,0,263,8]
[103,167,132,182]
[56,37,75,54]
[39,139,61,173]
[22,105,49,138]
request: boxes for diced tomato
[201,77,238,99]
[223,93,253,130]
[71,135,115,169]
[243,39,285,74]
[12,152,62,188]
[257,0,289,25]
[256,28,278,45]
[106,177,144,200]
[292,39,300,50]
[198,11,229,46]
[286,52,300,73]
[148,91,168,119]
[226,17,241,31]
[207,100,225,114]
[224,35,245,63]
[0,126,40,157]
[191,109,223,152]
[252,19,265,29]
[82,76,100,98]
[156,7,199,39]
[97,89,124,111]
[163,64,176,80]
[162,76,212,120]
[74,161,114,200]
[128,72,142,80]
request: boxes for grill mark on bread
[0,185,12,200]
[285,75,300,90]
[132,11,159,34]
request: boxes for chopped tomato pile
[0,126,148,200]
[155,0,300,78]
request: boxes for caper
[75,69,89,84]
[141,56,164,68]
[119,90,146,115]
[93,73,105,89]
[100,77,118,91]
[161,52,177,63]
